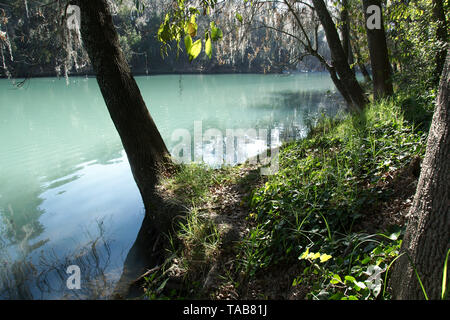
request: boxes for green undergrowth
[238,94,431,299]
[143,163,248,299]
[143,93,432,300]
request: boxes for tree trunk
[391,50,450,300]
[362,0,393,98]
[341,0,356,76]
[432,0,448,87]
[74,0,172,216]
[340,0,353,67]
[312,0,368,111]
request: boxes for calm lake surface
[0,73,344,299]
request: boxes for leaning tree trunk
[74,0,172,217]
[391,50,449,300]
[362,0,393,99]
[312,0,368,111]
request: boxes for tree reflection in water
[0,218,119,299]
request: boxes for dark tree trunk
[391,50,450,300]
[432,0,448,87]
[362,0,393,98]
[327,64,354,107]
[340,0,352,66]
[312,0,368,111]
[74,0,172,217]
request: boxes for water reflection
[0,218,119,299]
[0,78,143,299]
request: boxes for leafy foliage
[157,0,222,61]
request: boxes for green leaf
[329,292,343,300]
[189,39,202,61]
[210,22,223,41]
[311,252,321,260]
[361,256,371,264]
[184,35,193,52]
[344,275,356,283]
[442,249,450,299]
[330,274,342,284]
[236,13,243,23]
[205,36,212,59]
[320,253,332,263]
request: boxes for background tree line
[0,0,332,78]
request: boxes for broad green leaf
[189,39,202,61]
[236,13,243,23]
[205,36,212,59]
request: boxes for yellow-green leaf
[299,248,309,260]
[320,254,332,263]
[311,252,321,260]
[205,37,212,59]
[306,252,316,260]
[189,39,202,61]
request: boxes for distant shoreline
[0,69,327,81]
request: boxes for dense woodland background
[0,0,445,81]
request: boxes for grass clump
[144,162,248,299]
[159,163,230,205]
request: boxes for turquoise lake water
[0,73,344,299]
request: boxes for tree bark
[340,0,353,66]
[362,0,393,98]
[391,50,450,300]
[74,0,172,217]
[432,0,448,87]
[312,0,368,111]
